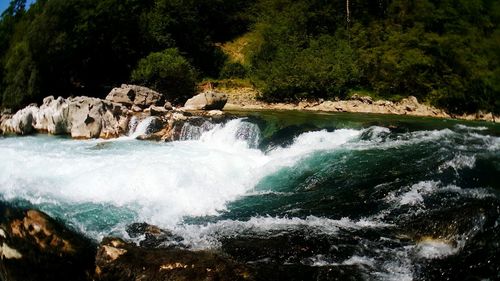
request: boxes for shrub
[131,48,197,104]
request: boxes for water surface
[1,111,498,280]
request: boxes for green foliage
[220,61,247,79]
[0,0,498,114]
[245,0,500,114]
[0,0,253,109]
[131,48,197,104]
[252,35,360,101]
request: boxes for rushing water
[0,111,499,280]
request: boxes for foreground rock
[1,96,130,138]
[0,202,96,281]
[184,91,228,110]
[95,237,253,281]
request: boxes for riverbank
[216,83,498,123]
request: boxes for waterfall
[129,116,155,138]
[178,119,261,148]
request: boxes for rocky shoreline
[1,83,497,138]
[220,85,498,122]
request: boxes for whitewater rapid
[1,116,499,280]
[0,119,362,237]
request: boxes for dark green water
[0,111,499,280]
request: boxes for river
[0,110,499,280]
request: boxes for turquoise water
[0,111,499,280]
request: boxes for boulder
[34,96,70,134]
[106,84,163,109]
[126,223,184,248]
[65,96,127,139]
[105,87,135,106]
[94,237,253,281]
[0,104,37,135]
[67,97,104,138]
[398,96,419,112]
[184,91,228,110]
[0,202,96,281]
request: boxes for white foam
[0,120,362,235]
[342,255,375,267]
[349,128,458,151]
[438,154,476,172]
[267,129,361,168]
[389,181,439,206]
[415,239,459,259]
[171,216,392,249]
[455,124,488,131]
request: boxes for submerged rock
[126,222,184,248]
[95,237,253,281]
[184,91,228,110]
[0,202,96,281]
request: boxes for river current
[0,111,499,280]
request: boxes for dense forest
[0,0,499,114]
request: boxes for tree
[131,48,197,104]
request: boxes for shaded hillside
[0,0,498,114]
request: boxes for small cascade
[178,119,261,148]
[129,116,155,138]
[199,119,262,148]
[179,121,216,140]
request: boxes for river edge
[1,83,497,139]
[220,85,499,123]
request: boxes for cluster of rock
[311,95,450,117]
[0,203,252,281]
[0,97,129,138]
[0,84,229,138]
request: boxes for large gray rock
[34,96,70,134]
[105,87,135,106]
[184,91,228,110]
[67,97,127,139]
[1,96,129,139]
[106,84,163,109]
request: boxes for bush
[131,48,197,104]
